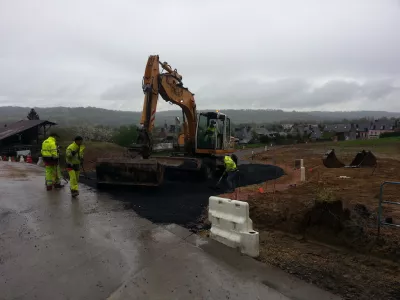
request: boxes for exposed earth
[239,143,400,300]
[7,141,400,300]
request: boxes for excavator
[96,55,236,186]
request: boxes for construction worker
[223,154,239,193]
[66,136,85,197]
[204,120,218,147]
[41,132,63,191]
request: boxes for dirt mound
[303,199,351,232]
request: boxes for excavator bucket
[322,149,345,168]
[96,158,165,186]
[349,150,377,168]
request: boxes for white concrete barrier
[19,156,25,162]
[208,196,259,257]
[37,157,44,167]
[8,157,11,162]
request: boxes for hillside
[1,106,400,127]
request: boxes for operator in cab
[41,132,64,191]
[204,120,218,147]
[223,154,239,193]
[66,136,85,197]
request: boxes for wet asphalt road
[0,162,339,300]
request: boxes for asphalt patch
[80,163,284,229]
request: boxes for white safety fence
[208,196,259,257]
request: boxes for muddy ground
[241,143,400,300]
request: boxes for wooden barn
[0,120,56,157]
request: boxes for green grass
[335,137,400,147]
[318,137,400,156]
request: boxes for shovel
[209,172,226,190]
[80,164,93,180]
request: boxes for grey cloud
[0,0,400,111]
[101,82,143,101]
[197,78,400,111]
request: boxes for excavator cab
[195,111,234,153]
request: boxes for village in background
[0,107,400,159]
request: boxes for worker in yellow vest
[41,132,63,191]
[204,120,218,147]
[223,154,239,192]
[66,136,85,197]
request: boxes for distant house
[355,123,370,139]
[234,126,253,144]
[368,120,396,139]
[0,120,56,157]
[323,124,357,141]
[278,132,288,138]
[305,125,322,141]
[291,124,321,140]
[281,124,294,131]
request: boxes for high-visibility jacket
[206,126,216,135]
[41,137,58,158]
[224,156,237,172]
[66,142,85,166]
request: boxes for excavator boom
[135,55,197,158]
[97,55,201,186]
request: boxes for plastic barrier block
[208,196,259,257]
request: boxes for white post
[8,157,11,162]
[300,167,306,182]
[264,145,268,151]
[19,156,25,162]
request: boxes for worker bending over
[66,136,85,197]
[41,132,63,191]
[223,154,239,193]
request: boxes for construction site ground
[22,139,400,299]
[0,162,340,300]
[231,140,400,300]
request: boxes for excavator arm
[136,55,197,158]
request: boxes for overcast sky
[1,0,400,112]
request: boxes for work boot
[46,186,53,191]
[71,190,79,197]
[54,183,64,189]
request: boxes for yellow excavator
[96,55,236,186]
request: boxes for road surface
[0,162,340,300]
